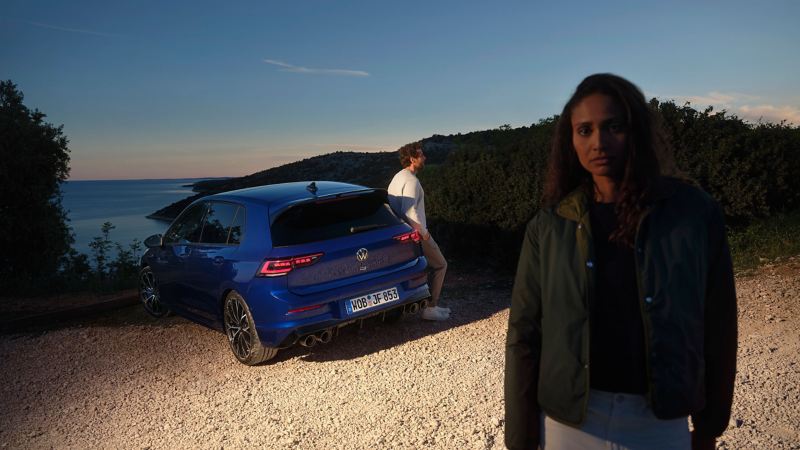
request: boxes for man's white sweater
[387,168,428,238]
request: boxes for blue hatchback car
[139,181,431,365]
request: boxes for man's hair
[398,142,423,168]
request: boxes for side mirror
[144,234,164,249]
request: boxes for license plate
[345,287,400,315]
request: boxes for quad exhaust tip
[299,334,317,347]
[318,329,333,344]
[299,328,334,347]
[404,298,430,315]
[297,298,431,348]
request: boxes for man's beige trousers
[421,236,447,306]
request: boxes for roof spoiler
[269,188,388,225]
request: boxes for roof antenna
[306,181,318,195]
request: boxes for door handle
[213,256,225,265]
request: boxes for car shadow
[267,272,513,364]
[6,267,514,364]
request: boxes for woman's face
[570,93,628,181]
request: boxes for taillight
[394,230,421,244]
[257,253,323,277]
[287,304,324,314]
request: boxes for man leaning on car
[387,142,450,321]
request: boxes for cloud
[738,104,800,125]
[657,91,758,109]
[22,20,122,37]
[655,91,799,125]
[263,59,369,77]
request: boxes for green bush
[83,222,141,292]
[658,101,800,222]
[418,102,800,270]
[728,210,800,270]
[25,222,142,295]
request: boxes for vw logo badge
[356,248,369,262]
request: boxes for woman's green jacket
[504,181,737,449]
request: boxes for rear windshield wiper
[350,224,387,233]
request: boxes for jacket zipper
[633,207,655,408]
[578,216,594,423]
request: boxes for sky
[2,0,799,180]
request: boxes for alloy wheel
[225,296,253,360]
[139,268,167,317]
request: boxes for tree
[89,222,115,278]
[0,80,72,292]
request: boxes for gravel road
[1,263,798,449]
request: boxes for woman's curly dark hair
[542,73,675,247]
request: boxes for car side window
[164,203,207,244]
[228,206,244,245]
[200,202,242,245]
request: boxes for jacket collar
[555,177,679,222]
[555,188,590,222]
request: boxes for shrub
[419,103,799,270]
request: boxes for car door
[185,202,245,322]
[158,202,207,312]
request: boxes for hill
[147,140,455,221]
[148,101,800,270]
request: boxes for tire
[139,266,171,318]
[223,291,278,365]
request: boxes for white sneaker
[421,307,449,321]
[436,306,451,314]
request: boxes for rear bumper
[246,258,430,347]
[274,287,430,348]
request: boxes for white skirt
[541,390,690,450]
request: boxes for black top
[588,201,648,394]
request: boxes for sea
[61,178,211,257]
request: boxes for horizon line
[65,176,232,182]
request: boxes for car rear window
[271,193,403,246]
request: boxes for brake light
[258,253,323,277]
[394,230,421,244]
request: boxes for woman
[505,74,737,450]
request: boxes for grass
[728,209,800,271]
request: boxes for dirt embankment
[0,262,798,449]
